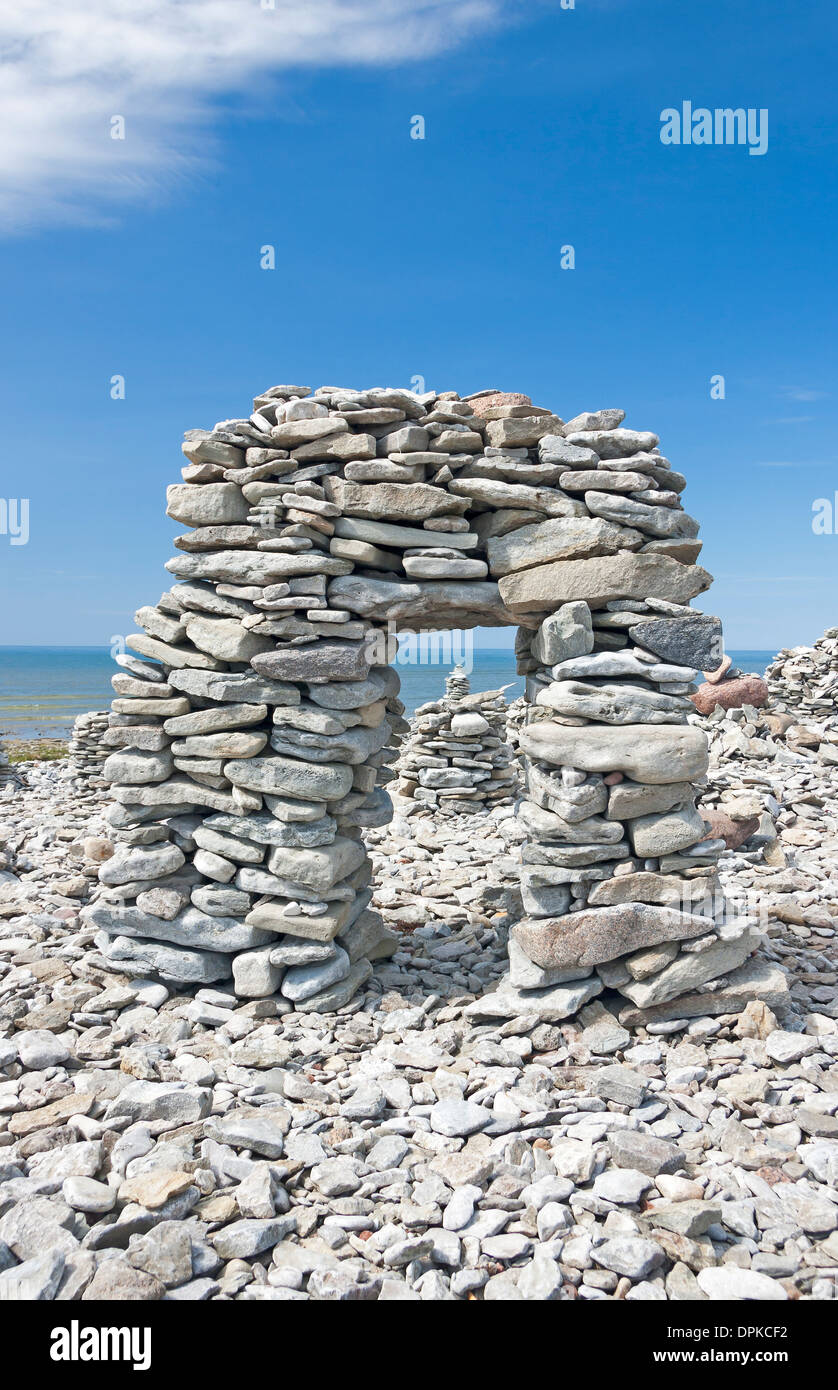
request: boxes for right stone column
[484,423,788,1026]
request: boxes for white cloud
[0,0,506,233]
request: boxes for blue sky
[1,0,836,654]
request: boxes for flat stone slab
[512,903,714,972]
[617,956,791,1025]
[498,552,712,614]
[520,721,709,784]
[465,972,603,1021]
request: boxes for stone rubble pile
[766,629,838,713]
[693,630,838,773]
[395,669,519,816]
[0,739,836,1303]
[79,382,788,1028]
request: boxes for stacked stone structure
[0,740,15,790]
[395,669,518,814]
[68,710,110,790]
[82,383,786,1021]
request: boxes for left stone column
[82,384,399,1013]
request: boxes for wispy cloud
[0,0,509,234]
[780,387,830,403]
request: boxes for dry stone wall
[82,382,787,1023]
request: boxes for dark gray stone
[629,615,723,669]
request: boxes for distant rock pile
[765,628,838,723]
[694,630,838,770]
[395,667,519,815]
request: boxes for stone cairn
[395,667,519,815]
[68,710,111,794]
[82,383,786,1024]
[0,738,16,791]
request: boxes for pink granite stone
[469,392,533,417]
[691,674,769,715]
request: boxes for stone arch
[84,384,779,1025]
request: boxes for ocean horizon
[0,643,780,741]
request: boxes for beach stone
[183,615,273,663]
[698,809,759,850]
[499,553,712,614]
[512,904,712,972]
[16,1030,71,1070]
[520,722,709,784]
[0,1251,65,1302]
[765,1030,819,1064]
[487,516,641,577]
[467,972,603,1022]
[252,641,371,684]
[281,947,351,1003]
[593,1169,653,1204]
[531,601,594,665]
[564,428,658,457]
[691,675,769,714]
[429,1100,493,1137]
[166,483,249,527]
[607,1131,685,1177]
[591,1238,664,1279]
[62,1177,116,1215]
[223,754,352,801]
[629,615,723,668]
[696,1268,788,1301]
[618,957,790,1026]
[628,805,708,856]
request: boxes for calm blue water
[0,645,776,740]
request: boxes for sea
[0,645,778,742]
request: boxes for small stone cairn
[0,739,17,791]
[395,667,519,815]
[82,382,788,1025]
[68,710,111,794]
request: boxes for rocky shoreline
[0,636,836,1302]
